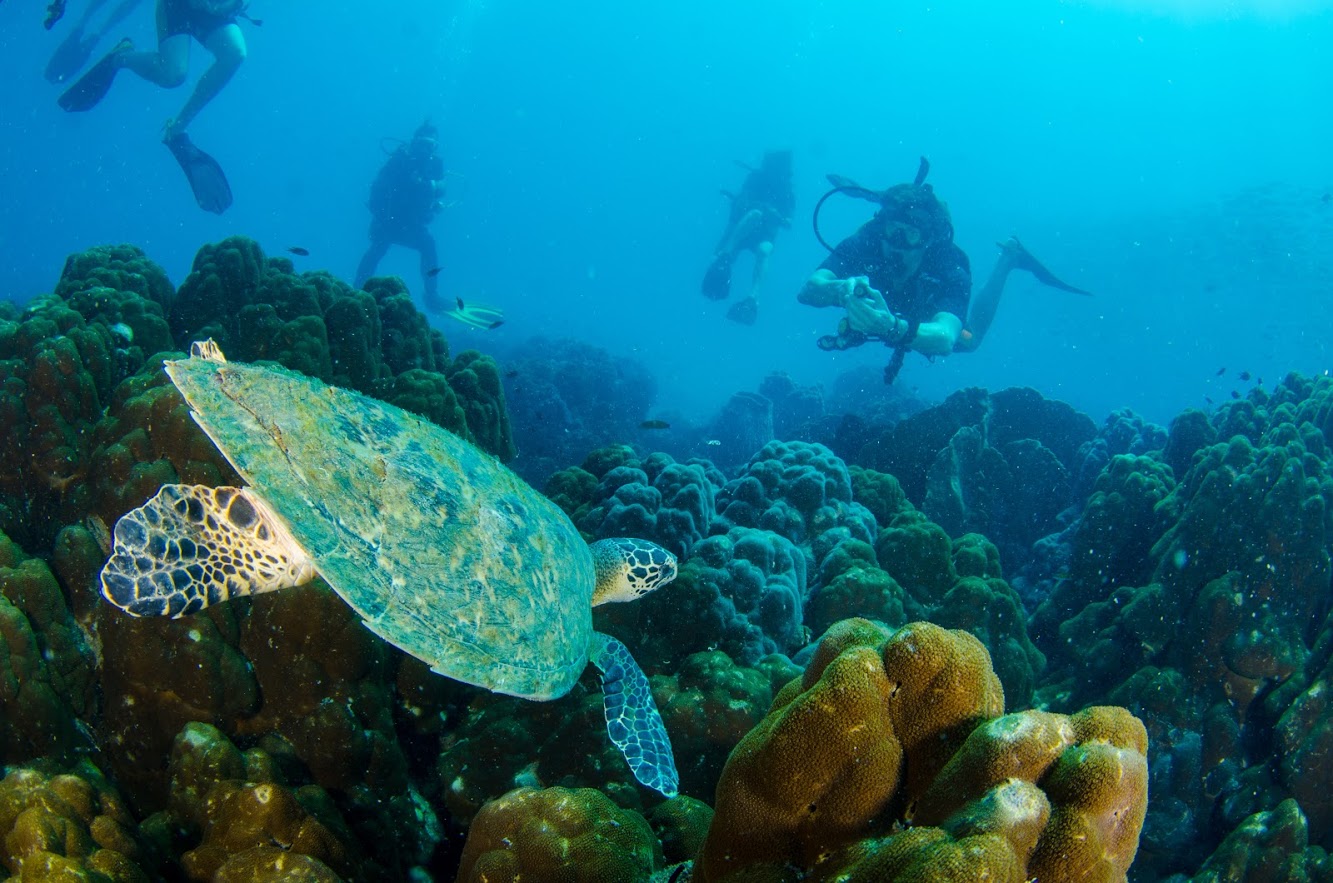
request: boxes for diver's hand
[842,279,904,340]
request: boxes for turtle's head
[590,538,677,606]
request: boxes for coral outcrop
[694,619,1148,883]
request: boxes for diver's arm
[797,269,857,308]
[840,279,962,355]
[910,312,963,356]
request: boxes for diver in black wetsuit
[702,149,795,325]
[801,159,1089,383]
[354,123,448,313]
[57,0,249,139]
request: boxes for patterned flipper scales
[100,484,316,618]
[590,632,679,798]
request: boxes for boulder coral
[0,760,152,881]
[694,619,1148,883]
[0,528,97,763]
[714,440,876,551]
[456,786,662,882]
[575,451,722,559]
[165,236,513,459]
[0,295,121,548]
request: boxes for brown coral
[0,761,150,881]
[456,786,662,882]
[695,632,901,879]
[693,619,1148,883]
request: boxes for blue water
[1,0,1330,426]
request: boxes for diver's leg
[720,208,764,255]
[119,4,188,87]
[401,226,443,311]
[747,239,774,301]
[959,244,1019,353]
[354,236,392,289]
[163,22,245,135]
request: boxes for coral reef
[10,239,1333,880]
[859,386,1097,573]
[706,391,775,473]
[496,335,657,484]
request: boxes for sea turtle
[99,340,680,796]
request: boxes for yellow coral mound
[458,786,662,882]
[695,619,1148,882]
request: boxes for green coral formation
[0,528,96,763]
[869,508,1045,707]
[165,236,512,459]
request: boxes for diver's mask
[877,212,930,280]
[410,136,438,158]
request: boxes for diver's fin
[1001,237,1090,295]
[702,255,731,301]
[45,27,98,84]
[443,301,504,330]
[825,173,883,203]
[589,632,679,798]
[913,155,931,186]
[726,296,758,326]
[165,133,233,214]
[57,37,130,111]
[45,0,69,30]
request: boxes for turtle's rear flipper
[590,632,679,798]
[100,484,316,618]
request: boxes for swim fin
[57,37,130,111]
[442,299,505,330]
[1002,237,1091,295]
[702,255,731,301]
[45,0,68,30]
[165,133,233,214]
[726,296,758,326]
[45,27,98,83]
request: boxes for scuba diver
[56,0,250,135]
[702,149,795,325]
[55,0,253,214]
[355,123,451,315]
[800,158,1089,383]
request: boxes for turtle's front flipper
[100,484,316,618]
[590,632,679,798]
